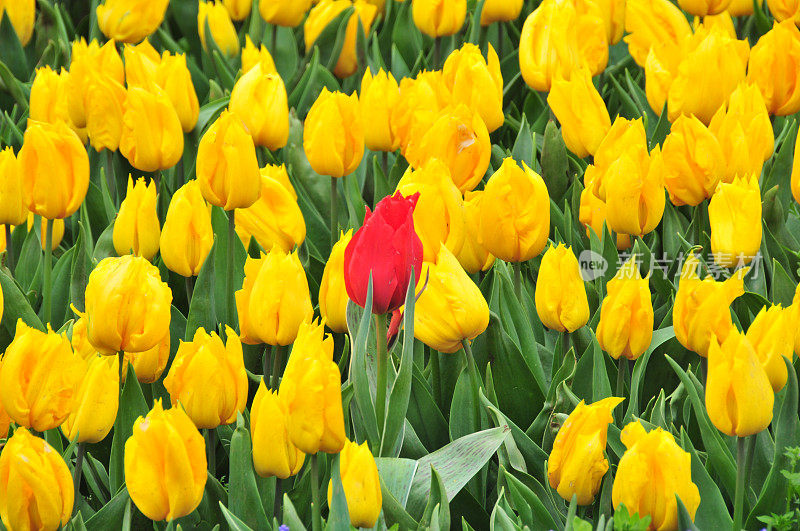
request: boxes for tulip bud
[478,158,550,262]
[746,305,794,393]
[260,0,312,27]
[405,104,491,193]
[97,0,169,43]
[679,0,731,15]
[223,0,251,20]
[480,0,523,25]
[624,0,692,67]
[706,331,774,437]
[442,43,504,133]
[396,159,466,261]
[156,52,200,133]
[767,0,800,28]
[279,319,346,454]
[304,88,365,178]
[728,0,762,14]
[84,72,127,152]
[597,257,653,360]
[412,0,467,37]
[68,39,125,129]
[456,191,495,274]
[0,320,83,431]
[613,422,701,530]
[230,60,290,149]
[604,146,666,237]
[549,397,624,505]
[578,182,632,250]
[61,355,119,443]
[237,245,314,345]
[306,0,378,78]
[19,120,90,220]
[586,0,626,44]
[197,110,261,210]
[519,0,608,91]
[661,114,724,206]
[0,147,27,226]
[747,20,800,116]
[164,326,248,429]
[0,0,34,45]
[535,244,590,332]
[198,1,240,58]
[0,427,74,531]
[251,381,306,478]
[113,176,161,260]
[160,180,214,277]
[584,117,648,202]
[344,191,424,315]
[0,374,8,440]
[30,66,83,139]
[391,71,451,152]
[123,40,160,88]
[120,86,185,172]
[328,439,382,528]
[414,245,490,353]
[26,214,65,251]
[360,67,402,152]
[85,255,173,355]
[673,251,747,357]
[547,67,612,158]
[124,400,207,521]
[320,230,353,333]
[124,331,171,383]
[793,285,800,356]
[708,175,762,267]
[242,36,277,76]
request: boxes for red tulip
[344,191,423,315]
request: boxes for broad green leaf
[84,487,131,530]
[328,453,351,531]
[109,364,149,494]
[219,502,256,531]
[679,429,732,529]
[228,415,269,528]
[185,240,217,340]
[418,467,450,531]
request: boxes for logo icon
[578,250,607,281]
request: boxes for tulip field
[3,0,800,529]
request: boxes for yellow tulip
[0,147,27,226]
[767,0,800,25]
[728,0,762,14]
[584,117,648,202]
[478,158,550,262]
[84,71,127,152]
[164,326,248,429]
[480,0,523,25]
[113,176,161,260]
[391,71,451,152]
[123,39,161,88]
[19,120,90,220]
[0,0,35,45]
[156,52,200,133]
[230,59,290,150]
[605,146,666,237]
[661,114,724,207]
[793,285,800,356]
[259,0,313,27]
[311,0,378,79]
[404,104,491,193]
[120,85,184,172]
[613,422,701,531]
[708,175,762,267]
[223,0,251,20]
[198,1,240,58]
[124,400,206,521]
[519,0,608,91]
[442,43,504,133]
[412,0,467,37]
[197,110,262,210]
[0,365,8,440]
[236,245,314,346]
[624,0,692,67]
[303,88,365,178]
[456,191,495,274]
[327,439,382,528]
[0,320,83,432]
[84,254,173,355]
[706,331,774,437]
[578,182,633,250]
[596,257,654,360]
[535,244,590,332]
[241,36,278,74]
[29,66,82,139]
[414,245,489,353]
[747,20,800,116]
[279,319,346,454]
[26,214,65,251]
[319,230,353,334]
[61,355,119,443]
[794,130,800,207]
[548,397,624,505]
[644,40,682,115]
[746,305,795,393]
[123,331,171,383]
[250,381,306,478]
[67,39,125,129]
[586,0,626,44]
[360,67,402,152]
[679,0,732,15]
[160,180,213,277]
[396,158,466,261]
[0,427,74,531]
[673,251,747,357]
[547,67,611,158]
[97,0,169,43]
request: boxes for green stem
[105,149,116,205]
[311,453,322,531]
[270,344,284,390]
[743,435,756,506]
[433,37,441,69]
[43,217,53,324]
[513,261,522,300]
[375,313,388,431]
[461,339,482,432]
[430,347,441,408]
[274,477,283,521]
[226,210,236,331]
[5,224,13,270]
[497,22,503,58]
[330,176,338,250]
[271,24,278,55]
[206,428,216,476]
[118,351,125,397]
[263,345,272,385]
[615,358,627,398]
[184,275,194,308]
[381,151,388,180]
[72,442,86,517]
[733,436,747,531]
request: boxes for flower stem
[733,436,747,531]
[72,442,86,517]
[461,339,482,432]
[118,351,125,398]
[105,149,116,205]
[43,217,53,324]
[226,209,236,332]
[184,275,194,307]
[263,345,272,385]
[5,224,14,270]
[206,428,216,476]
[270,344,284,390]
[375,313,388,431]
[433,37,441,69]
[330,176,338,250]
[311,453,322,531]
[513,261,522,300]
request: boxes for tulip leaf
[186,240,217,340]
[763,118,797,214]
[391,1,423,71]
[624,327,675,422]
[649,103,671,149]
[541,120,570,202]
[328,453,351,531]
[590,332,613,402]
[15,224,42,294]
[314,6,354,74]
[500,467,561,530]
[675,496,700,531]
[109,364,149,495]
[347,277,381,449]
[218,502,256,531]
[770,259,797,307]
[196,97,230,137]
[0,263,44,339]
[0,12,27,81]
[406,426,510,517]
[0,59,28,112]
[679,429,733,529]
[407,365,449,451]
[69,511,88,531]
[228,415,269,529]
[84,487,131,530]
[211,207,246,330]
[511,114,533,169]
[47,246,74,329]
[281,494,307,531]
[418,467,450,531]
[70,222,91,313]
[466,0,487,45]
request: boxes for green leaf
[511,114,534,168]
[501,467,560,529]
[48,246,74,329]
[15,224,41,294]
[679,429,732,529]
[328,453,351,531]
[185,240,217,340]
[418,467,450,531]
[311,6,353,73]
[346,277,380,448]
[770,259,796,307]
[0,261,44,340]
[541,120,570,201]
[84,487,131,530]
[69,222,91,313]
[624,327,675,422]
[675,496,700,531]
[228,415,269,528]
[0,11,28,81]
[218,502,256,531]
[109,364,149,494]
